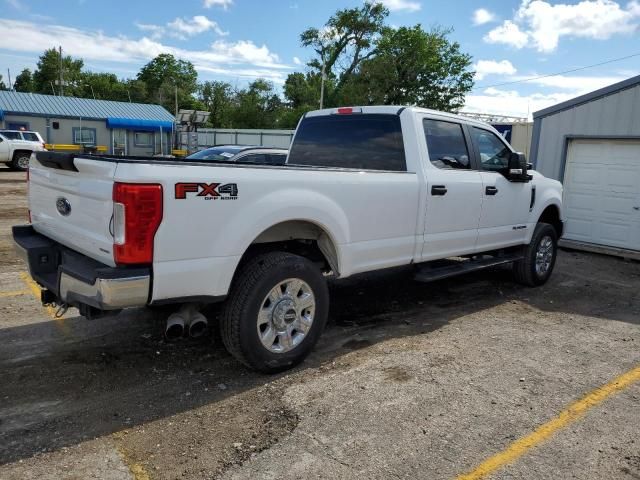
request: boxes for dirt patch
[382,366,413,383]
[115,388,299,479]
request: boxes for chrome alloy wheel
[256,278,315,353]
[535,236,554,277]
[17,155,30,170]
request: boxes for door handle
[431,185,447,196]
[485,186,499,196]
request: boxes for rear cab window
[22,132,40,142]
[288,114,406,171]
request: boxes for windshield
[186,147,243,161]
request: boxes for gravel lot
[0,167,638,479]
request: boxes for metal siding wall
[181,128,294,150]
[533,84,640,182]
[509,123,533,158]
[3,115,47,137]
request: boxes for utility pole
[59,46,64,96]
[174,84,178,118]
[319,60,326,110]
[7,69,12,91]
[85,84,95,99]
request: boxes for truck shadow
[0,250,637,465]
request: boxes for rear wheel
[220,252,329,373]
[11,152,31,171]
[513,222,558,286]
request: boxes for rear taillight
[113,183,163,265]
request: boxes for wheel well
[237,220,339,276]
[539,205,563,238]
[12,150,32,161]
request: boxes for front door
[112,129,127,155]
[421,117,483,261]
[471,126,532,250]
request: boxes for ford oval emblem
[56,197,71,216]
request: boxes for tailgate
[29,153,116,266]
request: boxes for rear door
[29,155,117,266]
[420,117,483,261]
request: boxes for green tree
[123,79,148,103]
[300,1,388,98]
[33,48,84,95]
[13,68,34,92]
[231,79,282,129]
[200,81,234,128]
[0,74,7,91]
[137,54,199,113]
[342,26,474,111]
[81,72,128,101]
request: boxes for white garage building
[530,75,640,257]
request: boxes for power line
[473,52,640,91]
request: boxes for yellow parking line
[456,364,640,480]
[19,272,62,320]
[115,444,151,480]
[0,289,30,298]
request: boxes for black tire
[11,152,31,171]
[220,252,329,373]
[513,222,558,287]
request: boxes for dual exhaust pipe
[165,306,208,341]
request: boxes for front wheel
[220,252,329,373]
[513,222,558,286]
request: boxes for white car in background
[0,130,46,171]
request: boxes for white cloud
[135,23,166,41]
[137,16,227,41]
[484,0,640,52]
[203,0,233,9]
[168,16,227,38]
[5,0,22,10]
[484,20,529,49]
[293,56,303,65]
[464,73,635,118]
[375,0,421,13]
[474,59,517,80]
[0,19,291,83]
[464,88,577,118]
[517,73,634,91]
[473,8,496,25]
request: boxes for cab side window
[423,119,470,170]
[472,127,511,172]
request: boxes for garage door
[563,139,640,251]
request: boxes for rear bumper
[13,225,150,312]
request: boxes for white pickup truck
[0,130,46,171]
[14,106,564,372]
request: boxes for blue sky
[1,0,639,117]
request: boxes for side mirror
[507,152,531,182]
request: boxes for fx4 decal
[175,182,238,201]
